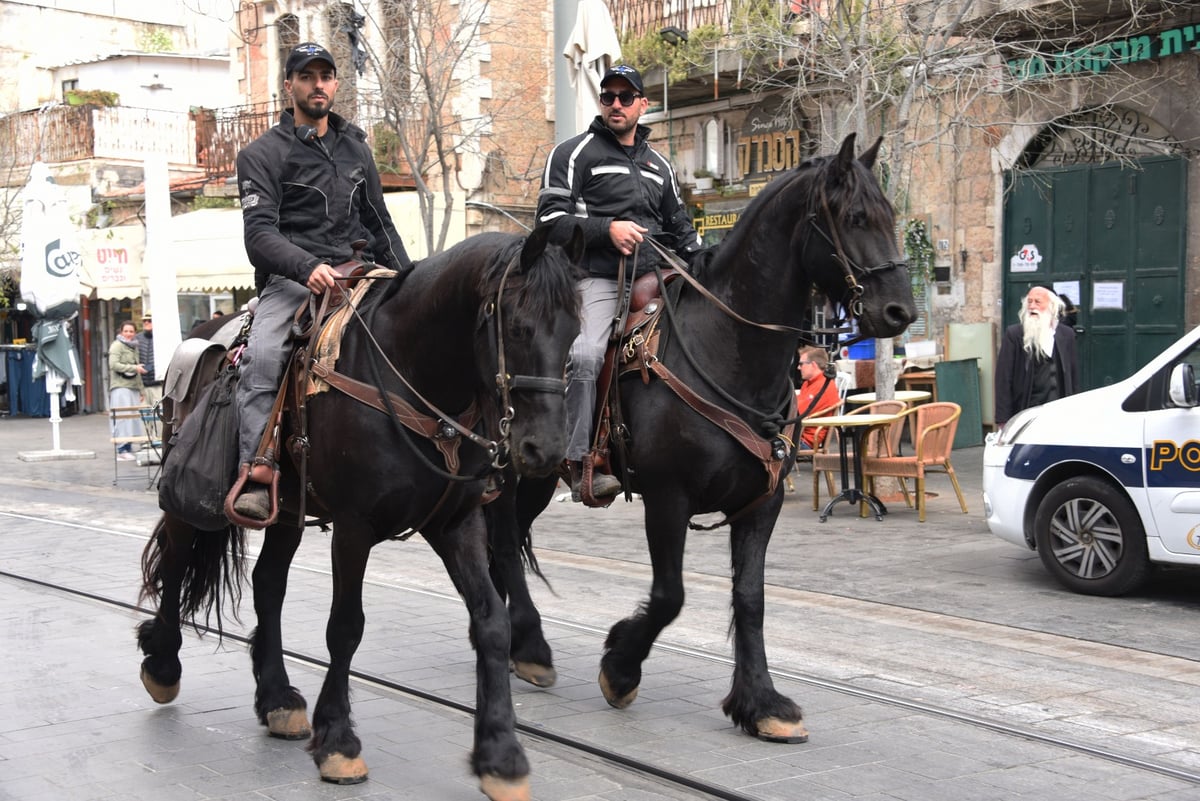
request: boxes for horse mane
[692,150,893,284]
[476,232,582,322]
[365,231,581,322]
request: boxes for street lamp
[658,26,687,161]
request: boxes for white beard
[1021,311,1054,357]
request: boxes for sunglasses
[599,90,642,107]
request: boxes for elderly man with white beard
[995,285,1080,426]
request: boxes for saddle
[573,269,681,508]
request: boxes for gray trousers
[236,275,310,464]
[566,277,619,461]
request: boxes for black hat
[285,42,337,78]
[600,65,645,95]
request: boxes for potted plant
[693,168,715,191]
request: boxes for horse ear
[859,136,884,170]
[834,133,859,175]
[520,224,552,271]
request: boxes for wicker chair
[860,401,970,522]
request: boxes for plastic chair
[811,400,906,509]
[860,401,969,522]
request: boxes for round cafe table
[844,390,931,406]
[802,412,900,522]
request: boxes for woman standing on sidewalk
[108,320,145,460]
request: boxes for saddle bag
[158,365,240,530]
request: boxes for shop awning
[169,208,254,293]
[77,208,254,300]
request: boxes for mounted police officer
[231,42,413,522]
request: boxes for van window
[1123,339,1200,412]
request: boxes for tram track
[3,506,1200,794]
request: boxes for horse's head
[479,224,584,476]
[799,133,917,339]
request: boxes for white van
[983,325,1200,595]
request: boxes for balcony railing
[0,105,199,176]
[609,0,731,40]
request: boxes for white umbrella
[562,0,621,135]
[17,161,93,461]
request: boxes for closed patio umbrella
[562,0,621,135]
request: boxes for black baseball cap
[285,42,337,77]
[600,65,645,95]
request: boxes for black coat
[994,322,1079,424]
[535,116,701,278]
[236,110,411,293]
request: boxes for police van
[983,325,1200,596]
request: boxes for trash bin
[935,358,983,449]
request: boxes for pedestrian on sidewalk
[135,313,161,408]
[108,319,145,460]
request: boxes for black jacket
[236,110,411,293]
[994,322,1079,424]
[535,116,701,278]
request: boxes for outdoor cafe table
[802,412,900,522]
[844,390,932,407]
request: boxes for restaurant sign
[736,96,809,185]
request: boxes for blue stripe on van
[1005,444,1143,487]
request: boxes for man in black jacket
[232,42,413,522]
[135,313,161,407]
[536,65,702,501]
[995,285,1080,426]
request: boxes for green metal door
[1002,156,1186,390]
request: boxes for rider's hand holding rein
[306,263,337,294]
[610,219,648,256]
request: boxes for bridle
[483,251,568,464]
[805,181,908,342]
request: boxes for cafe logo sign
[736,97,809,181]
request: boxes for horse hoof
[266,707,311,740]
[756,716,809,743]
[319,753,368,784]
[598,670,638,709]
[140,667,179,704]
[511,661,557,688]
[479,773,530,801]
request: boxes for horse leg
[486,474,557,688]
[722,506,807,743]
[430,510,530,801]
[136,516,191,703]
[308,516,372,784]
[250,520,310,740]
[598,494,689,709]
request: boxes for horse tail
[138,514,247,637]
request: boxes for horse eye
[508,322,534,342]
[849,209,868,227]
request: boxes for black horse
[137,226,583,801]
[487,134,917,742]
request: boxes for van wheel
[1033,476,1150,596]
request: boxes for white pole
[46,373,63,451]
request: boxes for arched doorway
[1002,106,1187,390]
